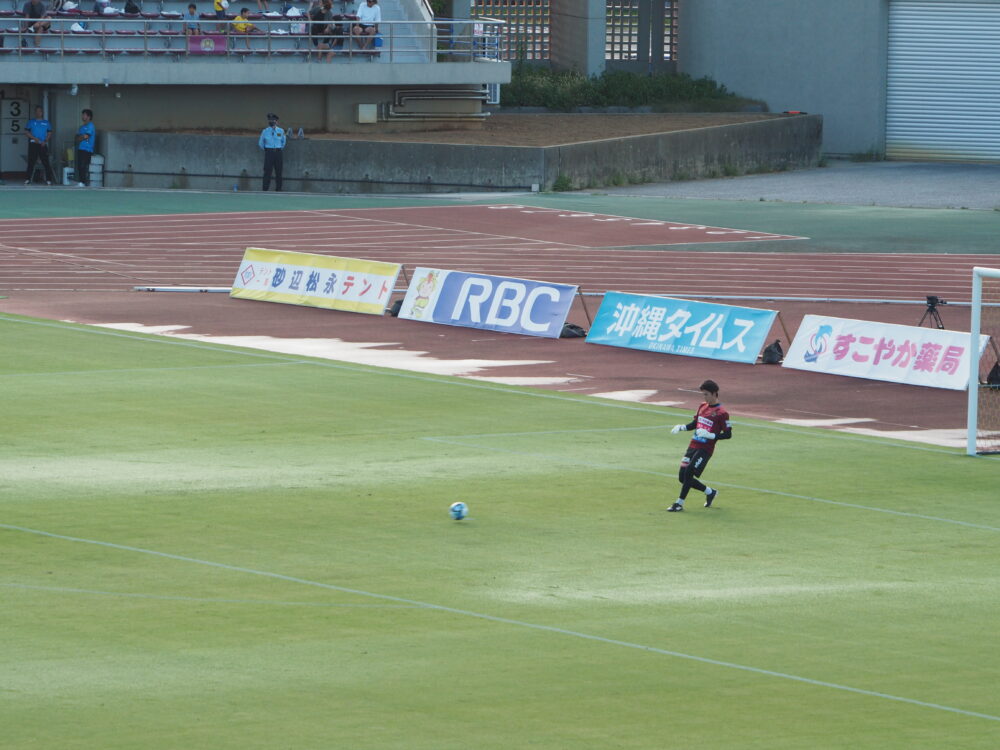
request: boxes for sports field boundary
[3,521,999,725]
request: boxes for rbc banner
[398,267,577,338]
[586,292,777,363]
[230,247,400,315]
[784,314,989,390]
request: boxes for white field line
[0,583,422,608]
[0,361,303,379]
[1,313,989,458]
[2,521,998,724]
[420,434,1000,533]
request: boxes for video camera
[926,295,947,307]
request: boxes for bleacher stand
[1,0,433,61]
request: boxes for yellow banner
[230,247,401,315]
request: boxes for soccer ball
[449,501,468,520]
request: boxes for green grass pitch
[3,313,999,749]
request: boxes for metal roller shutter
[887,0,1000,161]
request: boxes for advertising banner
[586,292,777,364]
[230,247,400,315]
[783,314,990,390]
[397,267,577,338]
[188,34,228,54]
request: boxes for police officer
[258,112,287,191]
[25,105,55,185]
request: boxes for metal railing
[1,12,505,61]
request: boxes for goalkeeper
[667,379,732,512]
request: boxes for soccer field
[3,312,999,749]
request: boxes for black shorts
[680,448,711,477]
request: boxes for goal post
[967,266,1000,456]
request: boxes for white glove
[694,428,716,440]
[671,424,686,434]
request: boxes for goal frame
[967,266,1000,456]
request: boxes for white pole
[967,268,983,456]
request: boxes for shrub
[500,67,762,112]
[550,174,573,191]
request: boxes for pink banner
[187,35,227,54]
[784,314,989,390]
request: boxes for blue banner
[398,267,578,339]
[587,292,777,363]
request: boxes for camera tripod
[918,296,946,329]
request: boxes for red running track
[0,205,982,301]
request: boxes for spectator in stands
[75,108,95,188]
[256,0,268,11]
[232,7,255,47]
[25,105,55,186]
[309,0,334,61]
[21,0,51,47]
[213,0,228,31]
[258,112,286,191]
[351,0,378,50]
[183,3,200,35]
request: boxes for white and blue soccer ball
[449,501,468,520]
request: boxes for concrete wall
[550,0,606,76]
[101,114,821,193]
[544,114,822,189]
[678,0,888,157]
[104,131,544,192]
[7,79,502,174]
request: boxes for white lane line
[2,522,997,724]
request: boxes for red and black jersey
[686,402,732,456]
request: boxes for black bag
[761,339,783,364]
[560,323,587,339]
[124,0,140,13]
[987,361,1000,386]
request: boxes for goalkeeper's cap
[699,379,719,394]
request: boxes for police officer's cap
[267,112,279,121]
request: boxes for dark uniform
[258,113,287,191]
[678,401,731,493]
[668,384,732,512]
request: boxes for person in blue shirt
[258,112,287,191]
[75,108,96,188]
[25,105,55,185]
[183,3,200,35]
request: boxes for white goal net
[968,267,1000,455]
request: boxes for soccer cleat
[667,502,684,512]
[77,182,86,188]
[704,489,718,508]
